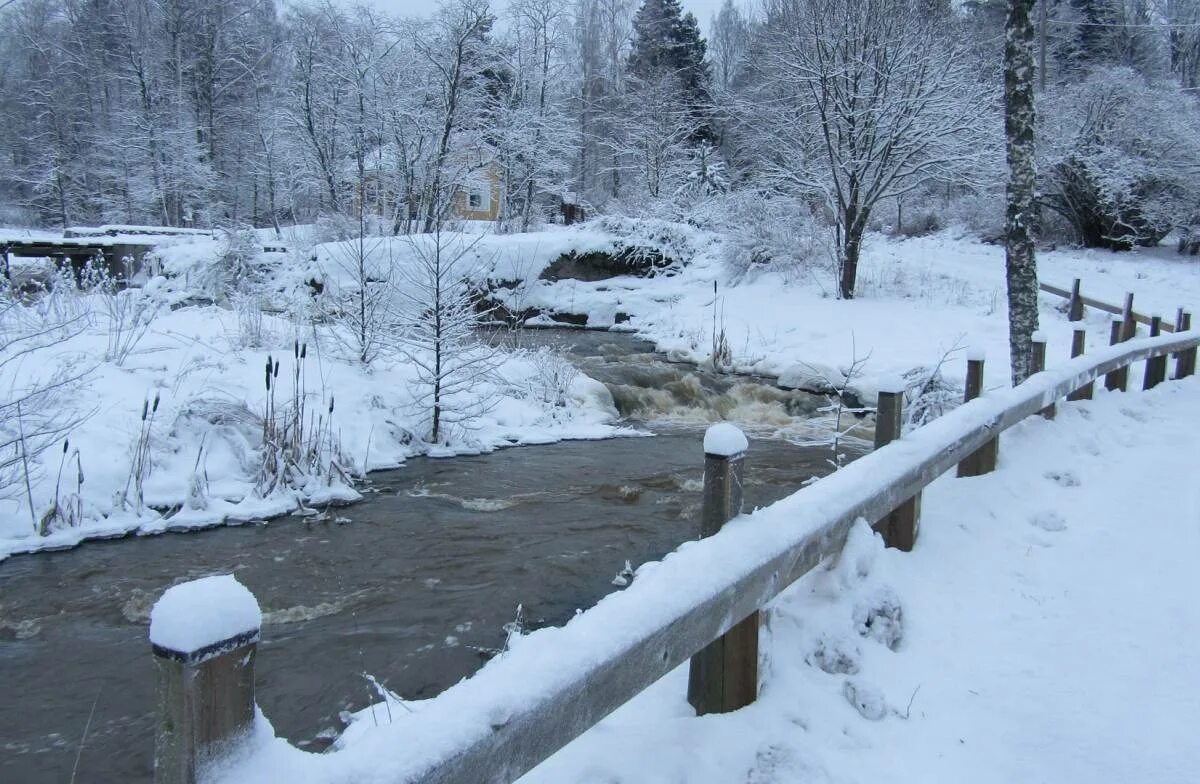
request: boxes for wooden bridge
[147,287,1198,784]
[0,229,176,280]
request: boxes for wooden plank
[872,389,919,551]
[1176,313,1195,379]
[1143,316,1168,390]
[1067,328,1092,401]
[1039,282,1176,332]
[1030,335,1055,419]
[395,332,1200,784]
[1104,319,1127,392]
[688,449,757,715]
[1068,278,1083,321]
[957,356,997,477]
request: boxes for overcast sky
[363,0,728,32]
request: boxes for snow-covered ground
[211,371,1200,784]
[507,229,1200,399]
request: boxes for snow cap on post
[150,574,262,663]
[704,422,748,458]
[966,347,985,362]
[1031,330,1047,343]
[876,375,906,395]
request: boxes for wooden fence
[151,323,1199,784]
[1040,277,1191,335]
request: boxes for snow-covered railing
[152,328,1199,784]
[1041,276,1191,336]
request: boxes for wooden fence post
[1121,292,1137,342]
[1176,312,1195,380]
[1143,316,1168,390]
[1067,327,1093,401]
[872,381,920,551]
[1030,332,1055,419]
[152,575,261,784]
[1068,278,1083,321]
[957,352,998,477]
[1105,317,1128,392]
[688,424,756,716]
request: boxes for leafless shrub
[0,292,93,530]
[319,235,402,365]
[79,261,159,365]
[523,347,579,412]
[902,339,966,431]
[229,293,277,350]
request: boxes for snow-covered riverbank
[0,292,622,561]
[509,229,1200,401]
[3,220,1196,562]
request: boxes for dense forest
[2,0,1200,265]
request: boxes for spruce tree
[627,0,712,139]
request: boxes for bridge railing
[150,326,1199,784]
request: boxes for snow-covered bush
[218,226,263,293]
[901,343,965,430]
[78,263,160,366]
[394,230,501,444]
[318,236,401,365]
[714,192,830,282]
[940,188,1005,242]
[591,216,704,270]
[1041,68,1200,249]
[229,293,277,350]
[312,212,358,245]
[522,347,579,413]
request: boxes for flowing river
[0,330,867,783]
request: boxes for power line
[1049,18,1200,30]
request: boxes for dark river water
[0,330,866,783]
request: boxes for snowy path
[510,378,1200,784]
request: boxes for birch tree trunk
[1004,0,1040,385]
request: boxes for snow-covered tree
[708,0,751,92]
[748,0,994,299]
[395,227,500,444]
[627,0,712,140]
[493,0,577,230]
[1005,0,1041,385]
[1040,66,1200,249]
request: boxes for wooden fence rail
[162,328,1200,784]
[1040,278,1181,333]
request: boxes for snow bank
[150,574,261,654]
[0,290,627,562]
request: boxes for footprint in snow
[843,680,888,721]
[1043,470,1080,487]
[1030,511,1068,532]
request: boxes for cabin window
[468,185,490,212]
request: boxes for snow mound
[150,574,261,654]
[704,422,749,456]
